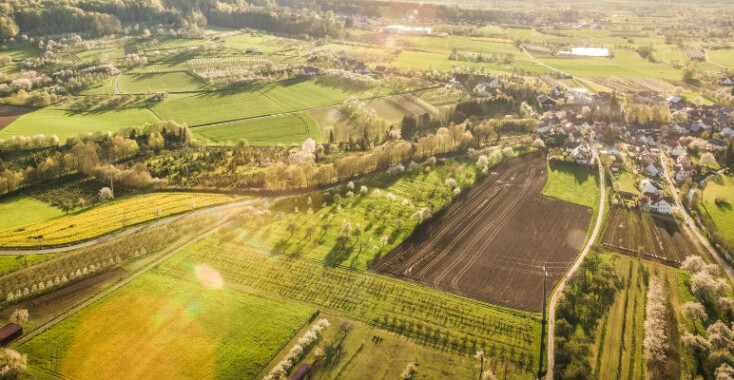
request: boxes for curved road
[0,198,270,255]
[658,149,734,283]
[546,142,606,379]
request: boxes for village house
[537,94,556,108]
[299,66,320,76]
[639,178,664,195]
[353,62,370,75]
[643,192,673,215]
[665,140,687,157]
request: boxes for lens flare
[194,264,224,289]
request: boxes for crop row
[0,193,239,247]
[163,238,540,371]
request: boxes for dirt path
[523,48,614,92]
[546,143,606,379]
[658,149,734,283]
[113,72,122,95]
[704,49,727,69]
[0,198,269,255]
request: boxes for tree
[301,138,316,153]
[0,16,18,40]
[8,310,27,324]
[682,302,707,332]
[0,348,26,379]
[643,280,668,370]
[401,116,417,141]
[98,187,114,202]
[700,152,718,168]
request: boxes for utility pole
[538,263,547,379]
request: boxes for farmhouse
[537,94,556,108]
[644,193,673,215]
[673,164,691,183]
[353,62,370,74]
[639,178,664,194]
[299,66,320,76]
[0,323,22,346]
[666,141,687,157]
[723,77,734,86]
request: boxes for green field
[0,195,64,231]
[255,157,483,269]
[542,161,600,210]
[0,107,160,140]
[613,171,641,194]
[19,268,314,380]
[537,50,681,79]
[0,193,243,248]
[152,79,368,127]
[392,50,549,74]
[192,113,321,145]
[700,175,734,249]
[165,230,541,379]
[117,72,206,93]
[0,254,56,276]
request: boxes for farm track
[375,152,592,312]
[546,144,606,380]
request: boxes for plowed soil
[375,152,592,312]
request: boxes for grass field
[192,113,321,145]
[0,192,242,248]
[542,161,600,210]
[537,50,681,79]
[392,50,549,74]
[163,231,541,379]
[117,72,206,93]
[0,195,64,231]
[152,79,369,126]
[252,157,484,269]
[0,107,160,140]
[700,175,734,249]
[0,254,56,276]
[614,171,641,194]
[19,268,314,380]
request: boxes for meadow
[0,192,242,248]
[536,50,681,79]
[252,156,485,270]
[0,195,64,231]
[117,72,207,93]
[192,113,321,145]
[700,174,734,249]
[151,79,371,127]
[542,160,600,210]
[19,268,314,380]
[0,106,160,141]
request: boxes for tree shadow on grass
[324,240,355,267]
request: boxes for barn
[0,323,22,346]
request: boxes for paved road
[546,142,606,379]
[522,48,614,92]
[658,149,734,283]
[0,198,268,255]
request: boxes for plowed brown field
[375,152,592,312]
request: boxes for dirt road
[546,143,606,379]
